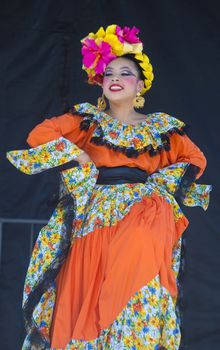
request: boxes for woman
[7,24,211,349]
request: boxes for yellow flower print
[118,202,125,211]
[32,248,38,259]
[161,300,168,313]
[148,295,158,307]
[31,154,39,162]
[60,156,68,164]
[124,336,133,346]
[82,167,91,177]
[50,233,60,244]
[150,278,160,289]
[120,140,130,147]
[20,164,31,174]
[56,207,63,215]
[155,178,164,186]
[57,216,64,224]
[185,198,195,206]
[135,319,144,332]
[140,308,146,318]
[149,316,160,328]
[44,251,52,262]
[168,338,176,347]
[41,235,49,245]
[103,212,110,221]
[77,206,85,215]
[167,183,177,193]
[40,151,51,162]
[44,309,53,323]
[146,334,157,345]
[75,192,81,199]
[29,264,38,274]
[20,152,29,160]
[168,318,177,329]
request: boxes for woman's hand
[76,151,91,164]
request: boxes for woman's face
[102,57,144,104]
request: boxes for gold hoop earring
[133,92,145,109]
[97,93,107,111]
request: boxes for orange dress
[19,103,208,349]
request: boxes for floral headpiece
[81,24,154,95]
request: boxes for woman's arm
[167,133,207,179]
[26,113,91,164]
[27,113,83,147]
[167,132,207,201]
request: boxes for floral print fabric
[16,159,210,349]
[64,275,181,350]
[6,137,83,175]
[6,111,211,349]
[73,103,186,153]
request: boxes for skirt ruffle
[50,193,187,349]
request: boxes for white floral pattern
[73,103,186,153]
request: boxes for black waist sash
[96,166,148,185]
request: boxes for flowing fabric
[6,103,211,349]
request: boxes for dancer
[7,24,211,349]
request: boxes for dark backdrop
[0,1,219,349]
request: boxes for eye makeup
[104,69,136,77]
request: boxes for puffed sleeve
[27,113,84,147]
[167,133,207,179]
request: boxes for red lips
[109,84,124,91]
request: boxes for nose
[111,75,119,81]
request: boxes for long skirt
[50,183,187,350]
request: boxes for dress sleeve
[167,133,207,179]
[27,113,83,147]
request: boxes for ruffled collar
[70,103,187,158]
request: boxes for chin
[106,93,132,104]
[109,96,133,105]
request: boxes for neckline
[99,109,153,128]
[74,103,155,128]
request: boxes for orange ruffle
[50,194,188,348]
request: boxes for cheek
[122,76,138,87]
[102,77,111,88]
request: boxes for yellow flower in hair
[86,26,106,40]
[89,25,116,41]
[81,24,154,93]
[122,42,143,55]
[104,34,123,55]
[95,26,106,38]
[105,24,117,34]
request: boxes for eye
[104,72,112,76]
[121,71,134,76]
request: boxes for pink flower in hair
[116,25,141,44]
[81,38,116,74]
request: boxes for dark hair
[122,53,145,81]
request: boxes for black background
[0,1,219,349]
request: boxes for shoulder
[146,112,186,133]
[70,102,97,116]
